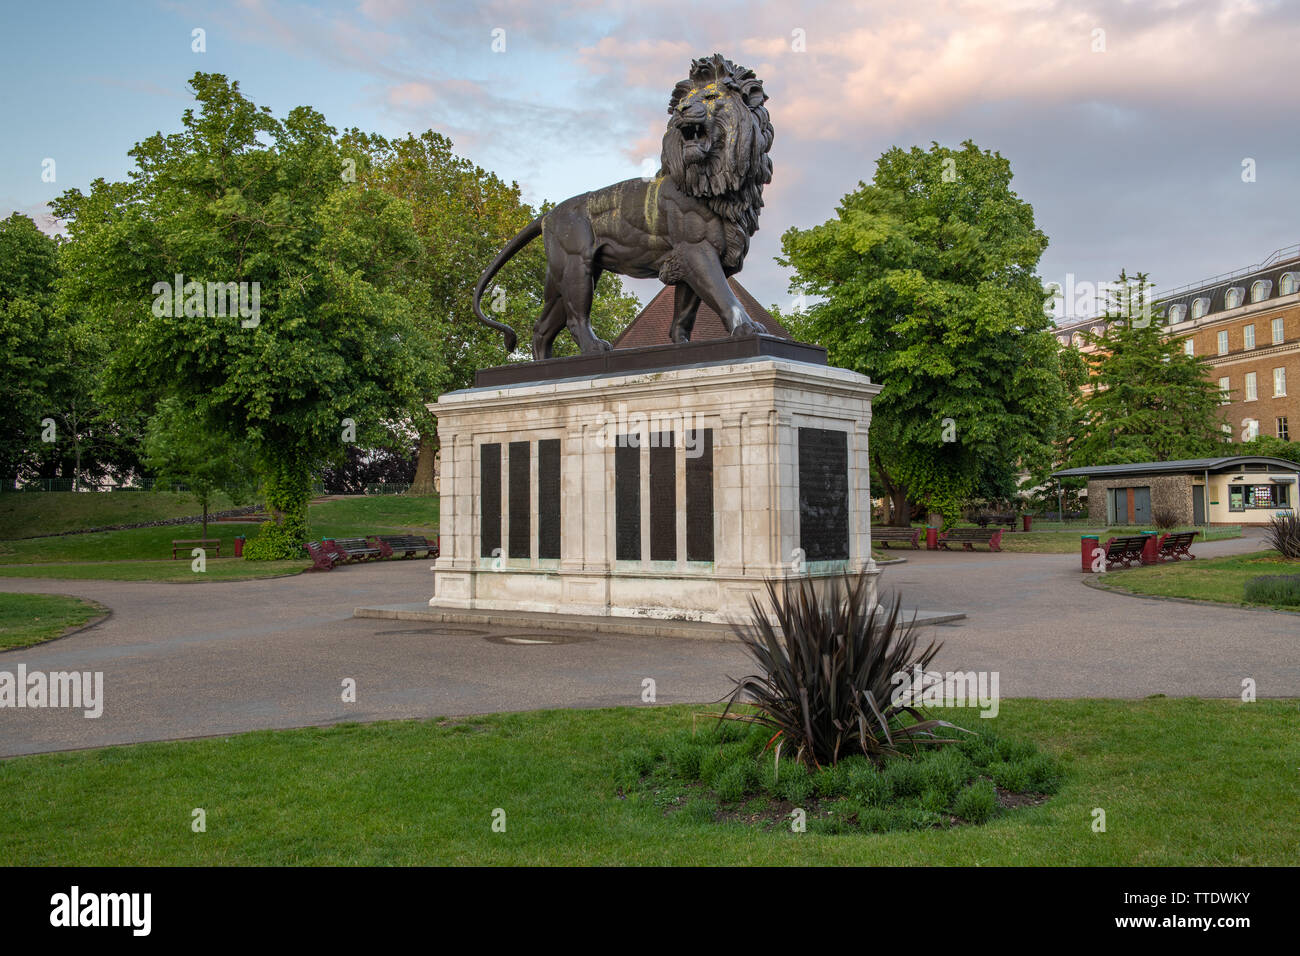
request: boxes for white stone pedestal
[428,355,881,625]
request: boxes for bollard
[1081,535,1101,573]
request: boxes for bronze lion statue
[472,53,774,359]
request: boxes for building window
[1059,335,1069,347]
[1183,338,1194,356]
[1225,287,1244,309]
[1168,304,1187,323]
[1192,297,1210,319]
[1281,272,1299,296]
[1272,317,1285,344]
[1229,483,1290,510]
[1072,333,1083,347]
[1218,376,1231,403]
[1278,417,1290,441]
[1217,330,1230,354]
[1251,280,1272,302]
[1243,323,1255,350]
[1245,371,1258,401]
[1274,366,1288,397]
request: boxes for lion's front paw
[730,318,761,338]
[596,337,613,351]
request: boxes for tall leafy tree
[1070,271,1226,465]
[344,130,639,493]
[52,73,434,556]
[781,141,1070,526]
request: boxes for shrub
[813,762,850,798]
[1150,508,1180,530]
[883,758,926,798]
[958,732,999,768]
[1024,753,1063,794]
[665,740,703,780]
[679,798,716,825]
[953,779,997,823]
[714,760,758,802]
[698,747,731,785]
[921,748,973,802]
[1265,513,1300,559]
[772,760,814,804]
[845,760,891,806]
[995,736,1037,763]
[990,759,1032,793]
[1243,573,1300,607]
[720,572,964,766]
[614,747,656,789]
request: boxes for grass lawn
[0,496,439,582]
[999,526,1241,554]
[1096,550,1300,608]
[0,491,243,539]
[0,592,105,650]
[0,699,1295,865]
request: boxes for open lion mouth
[680,122,709,148]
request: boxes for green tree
[52,73,434,556]
[1070,271,1226,465]
[143,399,258,538]
[0,213,61,483]
[345,130,640,493]
[781,141,1070,527]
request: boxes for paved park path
[1,529,1295,756]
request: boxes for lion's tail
[472,217,544,354]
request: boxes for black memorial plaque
[649,432,676,561]
[797,427,849,561]
[508,441,530,559]
[685,428,714,561]
[615,439,641,560]
[537,438,561,560]
[480,443,501,558]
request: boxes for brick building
[1054,244,1300,441]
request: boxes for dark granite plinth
[473,334,827,388]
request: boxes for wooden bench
[873,527,922,549]
[970,513,1018,530]
[324,537,383,562]
[369,534,438,559]
[938,528,1003,552]
[1157,530,1198,562]
[304,540,342,571]
[172,538,220,559]
[1102,535,1149,570]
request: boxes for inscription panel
[649,432,676,561]
[685,429,714,562]
[615,439,641,560]
[480,443,501,558]
[508,441,530,559]
[798,427,849,561]
[537,438,561,560]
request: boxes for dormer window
[1191,297,1211,319]
[1167,303,1187,323]
[1281,272,1298,296]
[1224,287,1244,309]
[1250,280,1272,302]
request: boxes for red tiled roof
[612,279,790,349]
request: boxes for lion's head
[660,54,773,268]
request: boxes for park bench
[970,513,1018,530]
[1102,535,1149,570]
[938,528,1003,552]
[1156,530,1198,562]
[304,540,342,571]
[368,534,438,559]
[324,537,383,562]
[873,527,922,549]
[172,538,221,559]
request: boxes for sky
[2,0,1298,319]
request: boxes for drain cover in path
[485,632,591,646]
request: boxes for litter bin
[233,535,245,558]
[925,526,939,550]
[1140,531,1159,565]
[1022,515,1032,532]
[1080,534,1101,573]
